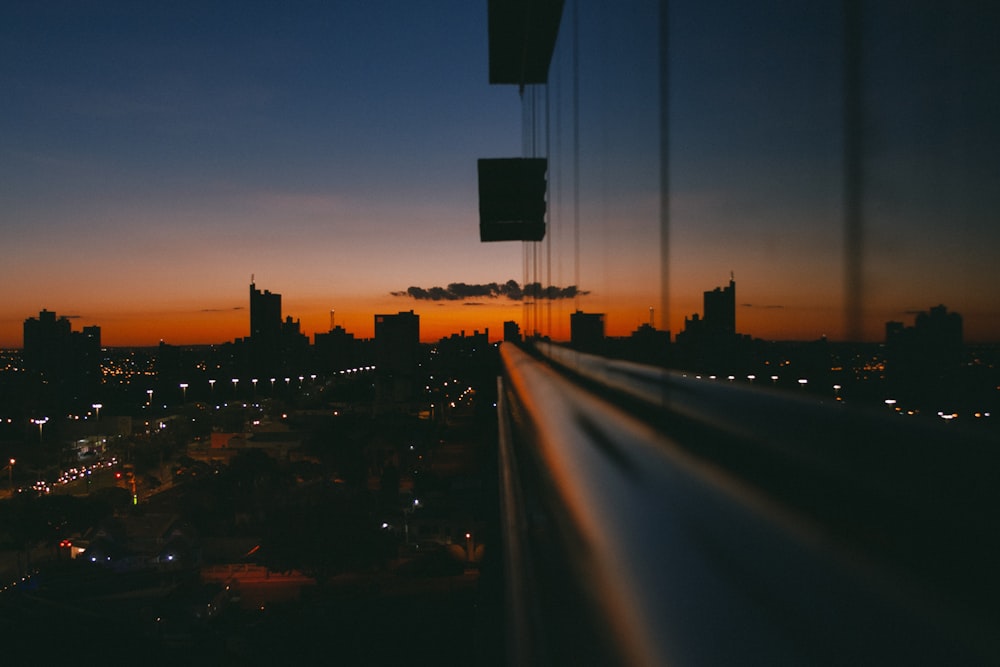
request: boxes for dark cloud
[201,306,245,312]
[393,280,587,302]
[741,303,784,309]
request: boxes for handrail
[498,341,999,665]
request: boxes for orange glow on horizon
[4,295,999,348]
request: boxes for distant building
[503,320,521,343]
[246,281,309,377]
[374,311,421,403]
[679,277,736,342]
[23,309,101,410]
[249,281,283,377]
[703,278,736,337]
[281,315,310,372]
[885,305,964,405]
[570,310,605,353]
[314,325,358,372]
[625,322,671,366]
[886,304,963,356]
[675,277,749,372]
[677,279,736,344]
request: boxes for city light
[31,416,48,442]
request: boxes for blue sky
[1,1,524,344]
[2,1,998,345]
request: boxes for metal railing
[497,341,1000,666]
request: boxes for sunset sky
[2,1,998,347]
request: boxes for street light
[146,389,153,406]
[7,458,14,492]
[31,417,48,443]
[252,378,258,397]
[232,378,239,396]
[209,378,216,397]
[179,383,188,403]
[92,403,102,422]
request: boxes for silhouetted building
[23,309,70,377]
[570,310,605,353]
[677,278,737,343]
[375,311,420,403]
[675,277,750,372]
[625,323,671,366]
[245,281,310,377]
[249,281,282,377]
[885,305,964,407]
[504,320,521,343]
[703,277,736,337]
[314,325,358,373]
[23,309,101,410]
[281,316,310,373]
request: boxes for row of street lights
[170,375,321,403]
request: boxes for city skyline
[3,1,999,347]
[10,277,984,350]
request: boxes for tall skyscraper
[249,281,283,377]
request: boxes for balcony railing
[497,341,1000,666]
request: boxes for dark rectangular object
[488,0,564,85]
[478,157,547,242]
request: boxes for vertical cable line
[546,74,553,339]
[522,86,532,338]
[572,0,581,314]
[843,0,864,342]
[533,85,541,337]
[659,1,670,337]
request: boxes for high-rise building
[703,278,736,337]
[675,278,747,372]
[23,309,71,379]
[885,305,964,405]
[503,320,521,343]
[570,310,605,353]
[23,309,101,409]
[374,310,420,403]
[249,281,283,376]
[678,277,738,343]
[250,282,282,343]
